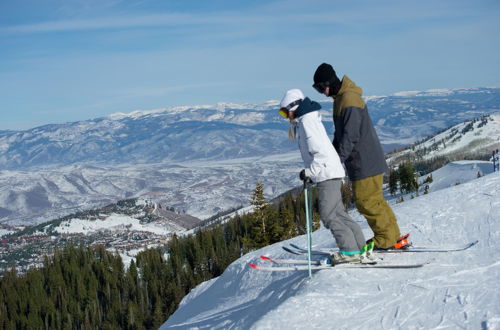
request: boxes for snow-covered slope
[52,211,184,236]
[421,160,493,193]
[388,114,500,164]
[161,169,500,329]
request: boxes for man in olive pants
[312,63,407,249]
[351,174,400,248]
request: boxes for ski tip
[282,246,301,255]
[248,264,258,269]
[260,256,272,262]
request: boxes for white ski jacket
[296,111,345,183]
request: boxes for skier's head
[278,89,304,119]
[278,89,304,140]
[313,63,341,97]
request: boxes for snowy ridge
[0,87,499,170]
[368,87,500,146]
[387,114,500,164]
[161,169,500,329]
[390,86,498,98]
[107,101,281,121]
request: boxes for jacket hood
[293,97,321,119]
[334,75,363,99]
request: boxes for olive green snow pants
[352,174,401,249]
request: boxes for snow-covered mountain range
[160,164,500,329]
[1,87,499,170]
[1,87,499,224]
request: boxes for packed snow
[422,161,493,193]
[161,164,500,329]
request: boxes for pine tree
[388,167,399,196]
[277,204,296,240]
[398,161,418,194]
[250,181,268,234]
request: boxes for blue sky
[1,0,499,130]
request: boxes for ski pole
[304,180,313,278]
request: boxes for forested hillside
[0,183,324,329]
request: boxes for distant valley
[0,87,499,225]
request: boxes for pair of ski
[249,256,426,271]
[249,240,478,272]
[284,240,479,256]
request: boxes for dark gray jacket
[332,76,388,181]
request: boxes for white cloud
[1,10,348,34]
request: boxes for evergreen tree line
[412,151,491,175]
[0,182,336,329]
[387,150,491,199]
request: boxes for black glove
[299,169,311,183]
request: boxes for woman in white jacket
[279,89,368,263]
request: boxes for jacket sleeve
[302,118,326,181]
[337,106,362,163]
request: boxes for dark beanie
[313,63,342,96]
[314,63,336,84]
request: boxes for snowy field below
[51,213,184,236]
[161,171,500,329]
[424,160,494,193]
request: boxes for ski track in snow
[161,171,500,330]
